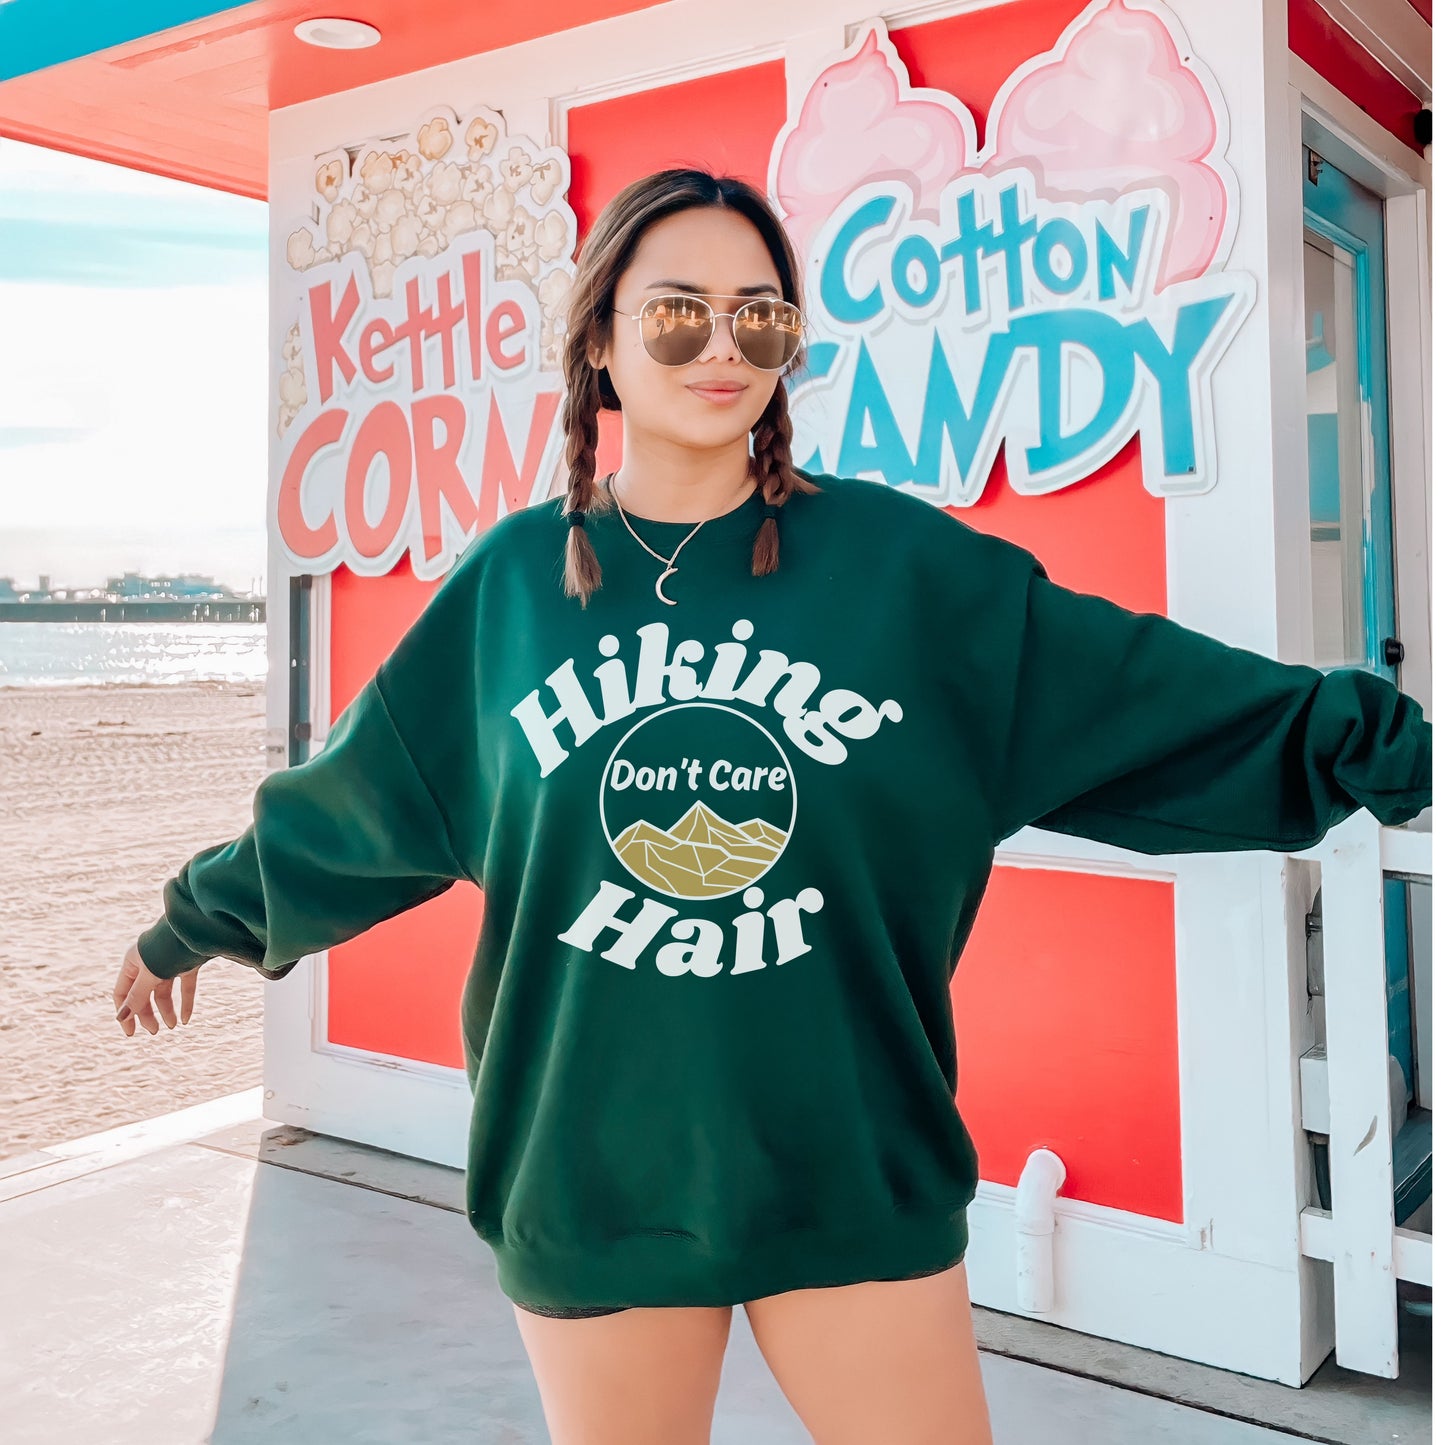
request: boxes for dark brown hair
[560,167,819,607]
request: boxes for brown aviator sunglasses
[613,293,805,371]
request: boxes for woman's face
[589,206,787,455]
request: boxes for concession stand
[1,0,1431,1389]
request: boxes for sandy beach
[0,681,269,1160]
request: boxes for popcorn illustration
[390,215,421,261]
[417,117,454,161]
[482,185,516,230]
[325,199,358,248]
[503,207,538,262]
[345,226,375,259]
[277,104,576,432]
[534,209,570,264]
[530,157,564,207]
[538,267,572,319]
[315,160,344,203]
[279,368,305,408]
[276,323,307,436]
[359,149,398,194]
[443,200,478,242]
[985,0,1229,288]
[462,163,495,207]
[374,187,407,228]
[500,146,535,193]
[285,228,316,270]
[427,160,465,206]
[465,116,499,158]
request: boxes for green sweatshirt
[137,470,1432,1309]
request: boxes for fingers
[152,980,178,1031]
[114,956,195,1037]
[130,996,162,1036]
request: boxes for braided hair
[559,169,819,608]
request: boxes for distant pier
[0,599,266,623]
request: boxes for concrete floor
[0,1090,1430,1445]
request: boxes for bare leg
[513,1304,734,1445]
[743,1258,994,1444]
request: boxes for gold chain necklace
[605,472,711,607]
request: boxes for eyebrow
[643,280,782,296]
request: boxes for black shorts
[514,1301,630,1318]
[512,1253,966,1319]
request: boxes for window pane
[1303,229,1367,668]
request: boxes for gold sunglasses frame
[612,293,805,371]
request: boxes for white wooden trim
[994,826,1189,880]
[966,1184,1320,1385]
[1310,0,1431,104]
[1291,54,1431,192]
[266,1046,473,1166]
[1382,188,1433,717]
[1299,1209,1433,1287]
[1316,808,1399,1377]
[1379,820,1434,879]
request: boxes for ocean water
[0,622,268,688]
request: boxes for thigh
[743,1258,994,1445]
[513,1303,734,1445]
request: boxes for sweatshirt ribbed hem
[486,1203,971,1311]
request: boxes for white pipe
[1015,1148,1067,1314]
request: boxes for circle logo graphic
[599,702,796,901]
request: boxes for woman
[115,169,1432,1445]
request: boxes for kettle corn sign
[271,107,575,581]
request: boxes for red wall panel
[958,866,1183,1220]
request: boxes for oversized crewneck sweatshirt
[137,469,1433,1310]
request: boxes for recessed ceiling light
[294,18,382,49]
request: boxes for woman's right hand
[114,940,199,1036]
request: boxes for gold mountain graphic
[612,799,787,899]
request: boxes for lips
[686,380,748,403]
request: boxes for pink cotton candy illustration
[773,28,977,270]
[771,0,1235,291]
[984,0,1231,290]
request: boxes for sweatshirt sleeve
[990,553,1432,855]
[136,663,470,983]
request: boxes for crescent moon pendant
[655,566,679,606]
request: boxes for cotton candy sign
[772,0,1256,501]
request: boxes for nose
[695,309,744,367]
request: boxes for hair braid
[561,349,610,608]
[748,378,820,576]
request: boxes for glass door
[1302,145,1415,1117]
[1301,146,1401,680]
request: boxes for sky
[0,138,269,593]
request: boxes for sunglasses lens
[637,295,713,365]
[734,299,804,370]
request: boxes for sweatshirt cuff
[136,917,211,979]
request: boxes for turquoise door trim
[1303,147,1413,1104]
